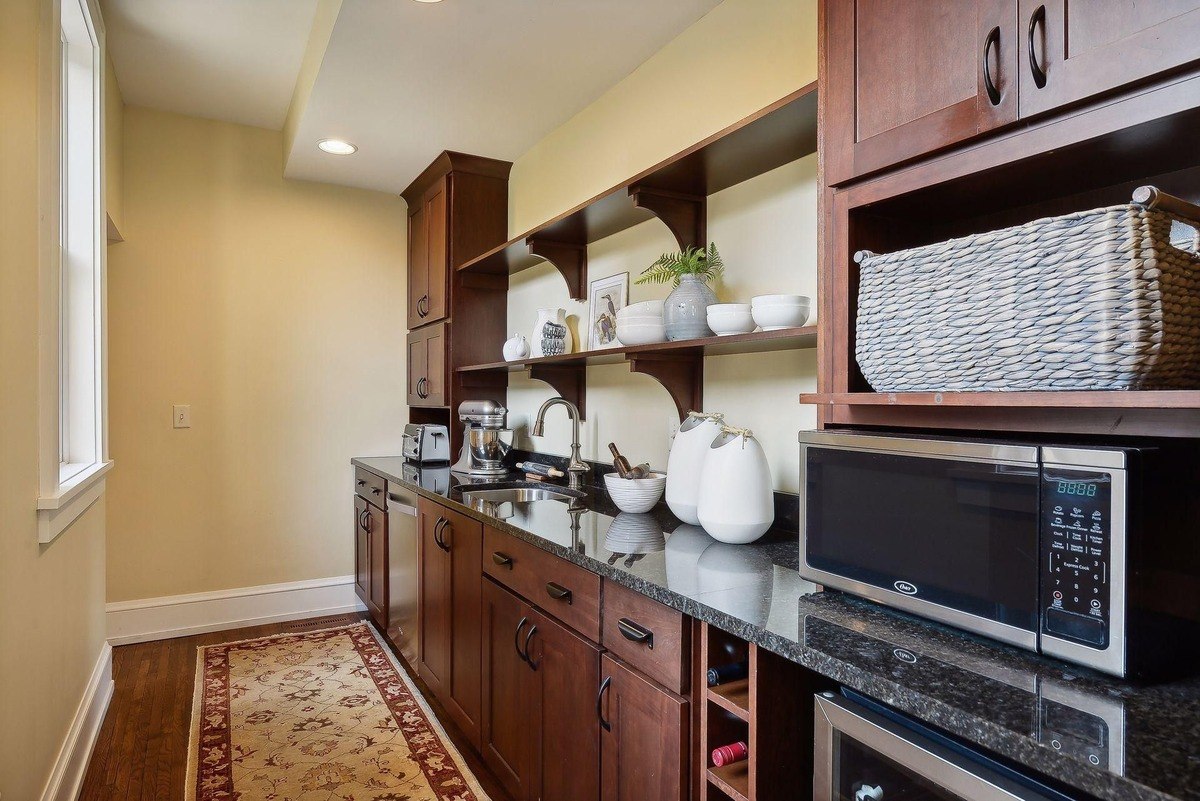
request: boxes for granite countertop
[354,455,1200,801]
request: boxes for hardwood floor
[79,613,515,800]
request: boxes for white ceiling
[104,0,320,130]
[103,0,722,194]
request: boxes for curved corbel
[526,238,587,300]
[527,364,586,420]
[629,187,706,252]
[628,352,702,422]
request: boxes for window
[37,0,110,543]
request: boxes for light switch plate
[173,404,191,429]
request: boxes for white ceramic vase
[665,412,724,525]
[697,429,773,544]
[503,334,530,361]
[532,308,573,357]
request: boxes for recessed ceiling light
[317,139,357,155]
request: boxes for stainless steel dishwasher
[386,483,419,667]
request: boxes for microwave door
[800,439,1041,650]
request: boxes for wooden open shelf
[801,390,1200,409]
[707,679,751,722]
[707,763,751,801]
[457,84,818,298]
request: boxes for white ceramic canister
[664,411,724,525]
[696,427,773,544]
[503,334,530,361]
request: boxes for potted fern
[636,243,724,340]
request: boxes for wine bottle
[608,442,633,478]
[711,741,748,767]
[706,660,749,687]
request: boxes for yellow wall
[106,106,407,602]
[505,0,818,492]
[0,0,109,797]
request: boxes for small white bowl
[751,294,809,306]
[615,313,664,324]
[616,323,667,346]
[604,472,667,514]
[620,299,665,317]
[751,302,810,331]
[707,305,755,336]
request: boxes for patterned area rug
[186,622,489,801]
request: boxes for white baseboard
[40,643,113,801]
[106,575,367,646]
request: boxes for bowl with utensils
[604,472,667,513]
[751,294,810,330]
[706,303,755,336]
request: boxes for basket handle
[853,250,876,265]
[1132,186,1200,227]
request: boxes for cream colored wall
[105,50,124,237]
[508,0,817,234]
[0,0,109,797]
[505,0,818,493]
[106,106,407,602]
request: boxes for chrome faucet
[531,398,589,490]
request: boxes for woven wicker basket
[854,186,1200,392]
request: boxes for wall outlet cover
[173,404,191,429]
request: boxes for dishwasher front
[386,484,419,667]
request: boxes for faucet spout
[531,398,590,490]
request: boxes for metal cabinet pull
[515,616,529,662]
[433,517,450,551]
[523,625,539,670]
[417,294,429,317]
[492,552,514,569]
[370,486,381,495]
[416,377,429,399]
[358,509,370,530]
[362,510,372,533]
[1028,5,1047,88]
[356,479,366,487]
[545,582,572,604]
[617,618,654,649]
[982,25,1001,105]
[596,676,612,732]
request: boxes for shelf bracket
[526,238,587,300]
[629,187,707,251]
[628,352,702,422]
[527,364,587,420]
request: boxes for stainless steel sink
[459,482,586,519]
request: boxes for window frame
[37,0,111,544]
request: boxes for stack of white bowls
[706,303,755,336]
[615,300,666,345]
[750,294,810,330]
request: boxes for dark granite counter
[353,456,1200,801]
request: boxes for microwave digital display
[1055,480,1099,497]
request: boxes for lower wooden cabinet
[599,654,689,801]
[417,497,483,749]
[354,494,388,631]
[481,577,602,801]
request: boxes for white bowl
[615,312,664,324]
[751,294,809,306]
[706,306,755,336]
[616,322,667,346]
[620,299,665,317]
[604,472,667,514]
[751,303,810,331]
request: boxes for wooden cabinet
[1017,0,1200,118]
[598,654,689,801]
[407,322,447,407]
[417,497,483,748]
[354,482,388,631]
[407,176,449,329]
[481,578,601,801]
[825,0,1018,184]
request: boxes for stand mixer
[451,400,515,478]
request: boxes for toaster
[402,424,451,464]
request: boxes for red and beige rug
[186,622,489,801]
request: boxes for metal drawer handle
[982,26,1001,105]
[492,552,514,569]
[433,517,450,551]
[596,676,612,732]
[515,616,529,663]
[371,486,381,495]
[617,618,654,649]
[545,582,572,604]
[356,479,366,487]
[1028,4,1047,88]
[523,624,539,670]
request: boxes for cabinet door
[440,505,484,749]
[1018,0,1200,118]
[417,499,451,698]
[354,496,370,606]
[825,0,1018,184]
[526,610,601,801]
[599,655,688,801]
[406,323,447,408]
[367,502,388,630]
[482,578,536,801]
[422,177,449,326]
[407,201,429,329]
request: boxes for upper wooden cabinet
[825,0,1019,185]
[1017,0,1200,118]
[402,152,511,330]
[407,322,447,408]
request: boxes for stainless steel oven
[799,430,1200,679]
[814,692,1070,801]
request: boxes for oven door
[814,693,1064,801]
[800,431,1041,649]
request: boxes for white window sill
[37,459,113,544]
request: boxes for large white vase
[664,412,723,525]
[532,308,573,357]
[697,429,773,544]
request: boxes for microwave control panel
[1040,468,1112,648]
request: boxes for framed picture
[587,272,629,350]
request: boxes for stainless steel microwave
[799,430,1200,679]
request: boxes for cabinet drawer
[355,467,387,508]
[483,525,600,642]
[601,579,689,694]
